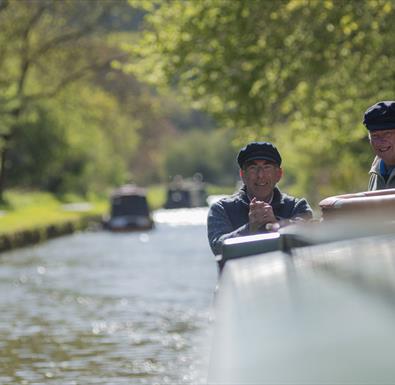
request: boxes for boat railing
[218,189,395,272]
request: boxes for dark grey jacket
[207,186,313,255]
[368,156,395,191]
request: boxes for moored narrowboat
[104,184,153,231]
[164,175,207,209]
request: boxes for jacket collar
[369,156,381,175]
[238,185,282,205]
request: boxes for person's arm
[207,201,250,255]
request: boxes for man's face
[240,159,282,201]
[369,129,395,166]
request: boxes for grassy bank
[0,184,234,252]
[0,184,235,233]
[0,190,108,235]
[0,190,108,252]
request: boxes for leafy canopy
[128,0,395,203]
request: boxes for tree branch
[22,53,128,102]
[29,4,113,63]
[30,25,95,63]
[17,3,47,97]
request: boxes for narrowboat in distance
[104,184,154,231]
[164,174,207,209]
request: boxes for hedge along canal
[0,214,103,253]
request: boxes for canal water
[0,208,217,385]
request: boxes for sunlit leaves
[127,0,395,202]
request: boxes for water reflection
[0,208,216,384]
[153,208,209,226]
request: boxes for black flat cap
[237,141,282,168]
[363,101,395,131]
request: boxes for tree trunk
[0,133,11,202]
[0,149,6,202]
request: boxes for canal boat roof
[164,176,207,209]
[111,184,147,198]
[106,184,153,231]
[210,188,395,383]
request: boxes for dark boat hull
[104,215,154,232]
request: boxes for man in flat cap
[207,141,313,257]
[363,101,395,190]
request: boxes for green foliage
[0,0,145,197]
[129,0,395,205]
[7,105,68,189]
[54,84,139,195]
[146,184,166,210]
[162,129,238,185]
[0,0,222,200]
[2,190,59,210]
[6,81,139,196]
[0,0,119,112]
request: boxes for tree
[0,0,132,200]
[128,0,395,204]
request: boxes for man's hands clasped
[248,197,278,233]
